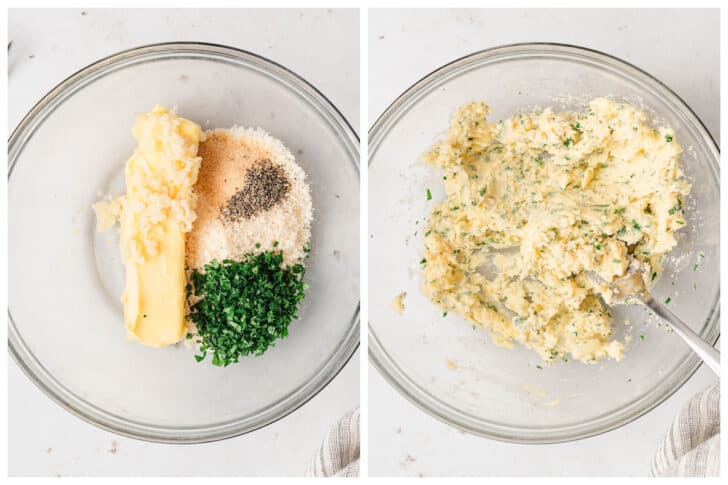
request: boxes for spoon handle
[642,295,720,376]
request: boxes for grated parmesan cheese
[186,126,312,269]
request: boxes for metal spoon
[609,267,720,375]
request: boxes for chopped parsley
[665,297,671,304]
[632,219,641,230]
[187,250,307,366]
[665,134,673,142]
[426,188,432,201]
[668,198,682,215]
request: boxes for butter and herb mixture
[422,98,690,363]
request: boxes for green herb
[420,258,427,265]
[693,263,699,271]
[273,241,279,247]
[536,365,543,370]
[613,259,621,264]
[668,198,682,215]
[632,219,641,230]
[595,243,602,251]
[651,272,657,281]
[665,134,673,142]
[255,242,261,249]
[617,226,627,237]
[426,188,432,201]
[563,138,574,148]
[443,312,448,317]
[572,122,582,132]
[614,207,625,215]
[187,250,307,366]
[425,230,432,237]
[665,297,671,304]
[640,335,645,341]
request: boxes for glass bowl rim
[8,41,360,444]
[368,41,720,444]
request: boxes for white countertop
[8,8,359,477]
[368,8,720,477]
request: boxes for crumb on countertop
[392,291,407,315]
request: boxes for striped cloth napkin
[307,408,360,477]
[651,384,720,477]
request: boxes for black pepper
[221,159,291,222]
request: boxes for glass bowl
[369,43,719,443]
[9,42,359,443]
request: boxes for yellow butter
[117,106,202,347]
